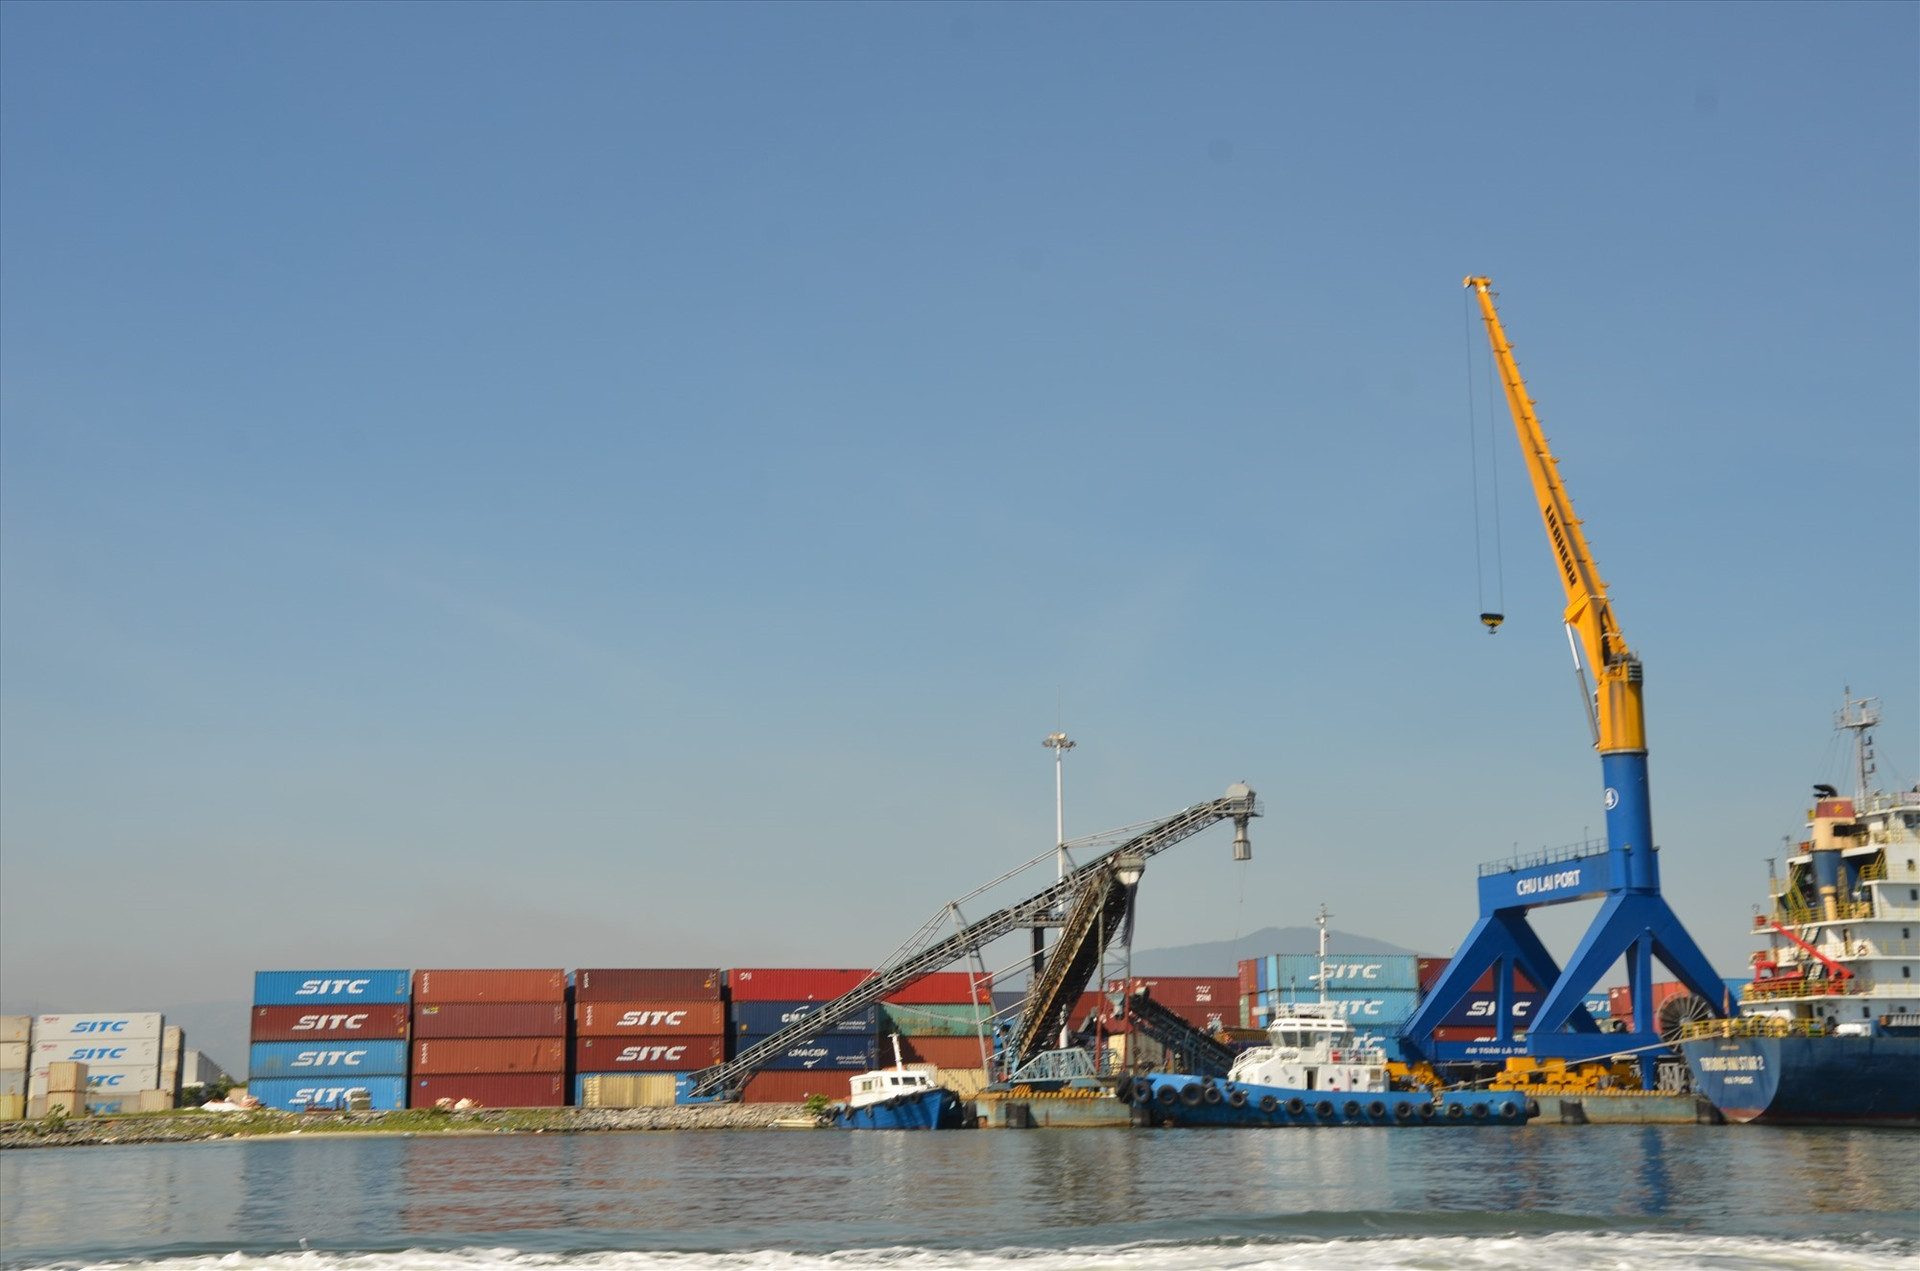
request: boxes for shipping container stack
[1239,956,1423,1043]
[250,969,412,1110]
[410,969,568,1108]
[572,968,727,1108]
[728,969,878,1104]
[878,972,995,1096]
[1408,957,1609,1043]
[0,1015,27,1121]
[31,1013,165,1115]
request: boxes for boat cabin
[1228,1006,1389,1094]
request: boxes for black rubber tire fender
[1131,1078,1154,1104]
[1179,1082,1203,1106]
[1417,1102,1436,1120]
[1525,1098,1540,1118]
[1226,1087,1248,1109]
[1471,1102,1490,1120]
[1446,1102,1465,1119]
[1314,1100,1335,1118]
[1201,1083,1223,1106]
[1155,1084,1178,1107]
[1258,1094,1279,1114]
[1498,1101,1518,1120]
[1368,1101,1387,1119]
[1342,1100,1360,1118]
[1286,1097,1306,1115]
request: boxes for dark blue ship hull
[831,1086,966,1129]
[1126,1074,1533,1128]
[1681,1034,1920,1126]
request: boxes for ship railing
[1768,901,1875,926]
[1744,977,1866,1001]
[1679,1016,1828,1041]
[1477,838,1607,877]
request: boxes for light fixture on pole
[1043,731,1075,883]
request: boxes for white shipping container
[33,1037,161,1068]
[30,1063,158,1100]
[0,1042,27,1070]
[0,1016,29,1044]
[183,1049,226,1087]
[33,1013,163,1041]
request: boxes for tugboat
[829,1036,969,1129]
[1127,908,1534,1128]
[1680,693,1920,1126]
[1126,1002,1532,1127]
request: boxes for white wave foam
[19,1235,1916,1271]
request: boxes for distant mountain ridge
[1127,926,1421,976]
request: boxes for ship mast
[1836,688,1881,805]
[1315,903,1331,1006]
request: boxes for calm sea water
[4,1127,1917,1271]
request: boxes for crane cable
[1464,286,1506,632]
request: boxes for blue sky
[2,2,1914,1070]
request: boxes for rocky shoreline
[0,1103,816,1149]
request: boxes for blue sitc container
[253,969,411,1006]
[1276,954,1421,993]
[248,1076,408,1111]
[737,1033,878,1071]
[1251,987,1418,1026]
[1440,992,1543,1029]
[730,1000,878,1036]
[1583,992,1612,1018]
[249,1039,409,1079]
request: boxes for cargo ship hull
[1681,1034,1920,1127]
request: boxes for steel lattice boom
[686,783,1258,1099]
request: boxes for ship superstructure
[1743,694,1920,1030]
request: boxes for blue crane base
[1400,854,1730,1090]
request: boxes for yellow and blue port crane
[1399,278,1729,1084]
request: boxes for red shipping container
[412,1038,567,1074]
[411,1003,566,1039]
[575,1001,728,1037]
[1238,959,1257,999]
[573,969,722,1002]
[574,1034,727,1072]
[412,969,566,1003]
[883,972,992,1005]
[741,1070,853,1103]
[1416,959,1538,993]
[251,1004,409,1042]
[411,1073,564,1108]
[898,1035,993,1068]
[1104,977,1238,1009]
[1607,981,1686,1032]
[1431,1026,1497,1042]
[726,968,873,1002]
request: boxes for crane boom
[1465,276,1645,757]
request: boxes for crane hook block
[1479,612,1505,633]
